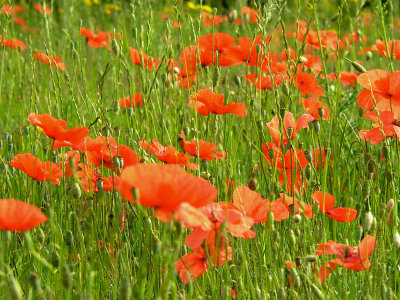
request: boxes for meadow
[0,0,399,299]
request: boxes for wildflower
[34,4,51,14]
[295,70,324,98]
[32,51,65,71]
[299,97,330,120]
[311,191,357,222]
[129,47,161,70]
[80,27,113,50]
[0,36,26,51]
[118,93,144,108]
[276,194,313,218]
[0,199,47,231]
[244,74,284,90]
[241,6,259,23]
[371,40,400,60]
[179,130,226,161]
[359,110,400,144]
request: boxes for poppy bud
[243,13,250,22]
[305,255,316,263]
[290,268,301,288]
[233,75,241,86]
[127,107,134,117]
[36,227,45,245]
[355,225,363,241]
[305,164,312,180]
[288,229,296,248]
[51,250,60,268]
[228,10,237,23]
[382,145,390,159]
[96,179,104,190]
[6,133,12,143]
[281,81,290,97]
[62,264,72,290]
[8,276,23,300]
[64,231,74,247]
[110,39,120,56]
[248,179,256,191]
[317,107,325,118]
[279,107,286,118]
[347,59,367,73]
[143,217,152,232]
[311,284,323,299]
[367,159,375,174]
[304,150,312,163]
[393,231,400,248]
[267,211,274,230]
[212,67,220,88]
[29,271,41,291]
[293,214,302,224]
[70,183,81,199]
[112,156,122,170]
[366,51,372,61]
[387,199,394,212]
[119,277,132,300]
[298,56,308,63]
[151,236,161,254]
[363,211,374,232]
[102,125,111,137]
[23,126,29,136]
[312,121,320,134]
[175,220,184,236]
[361,180,370,200]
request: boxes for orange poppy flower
[298,28,338,51]
[359,110,400,144]
[299,97,330,120]
[232,186,289,223]
[189,89,247,117]
[244,73,284,90]
[201,12,224,27]
[32,51,65,71]
[295,70,324,98]
[10,153,63,185]
[118,93,144,108]
[197,33,242,67]
[58,150,80,178]
[0,36,26,50]
[2,4,24,15]
[129,47,161,70]
[76,163,120,192]
[229,35,270,66]
[179,130,226,161]
[311,191,357,222]
[276,193,313,218]
[27,113,89,151]
[80,27,113,50]
[315,235,377,282]
[0,199,47,231]
[241,6,259,23]
[371,39,400,60]
[266,111,314,147]
[119,164,217,219]
[139,139,198,170]
[323,71,358,86]
[357,69,400,117]
[13,17,28,30]
[34,4,51,14]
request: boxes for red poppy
[13,17,28,30]
[139,139,198,170]
[197,33,242,67]
[201,12,224,27]
[359,110,400,144]
[28,113,89,151]
[315,235,377,282]
[266,111,314,147]
[295,70,324,98]
[0,36,26,50]
[119,93,144,108]
[58,150,80,178]
[129,47,161,70]
[189,89,247,117]
[80,27,113,49]
[241,6,259,23]
[32,51,65,71]
[276,193,313,218]
[230,35,270,66]
[372,40,400,60]
[244,73,284,90]
[311,191,357,222]
[34,4,51,14]
[0,199,47,231]
[323,71,358,86]
[2,4,24,15]
[232,186,289,223]
[119,164,217,219]
[299,97,330,120]
[357,69,400,117]
[10,153,63,185]
[76,163,120,192]
[179,130,226,161]
[298,28,338,51]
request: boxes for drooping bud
[243,13,250,22]
[64,231,74,247]
[393,231,400,248]
[288,229,296,249]
[51,250,60,268]
[70,183,81,199]
[111,39,120,56]
[233,75,241,86]
[367,159,375,174]
[346,58,367,73]
[290,268,301,288]
[293,214,302,224]
[305,255,317,263]
[366,51,372,61]
[363,211,374,232]
[318,107,325,118]
[361,180,370,200]
[355,225,363,241]
[151,235,161,254]
[228,10,237,23]
[143,217,152,232]
[96,179,104,190]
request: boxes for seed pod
[119,277,132,300]
[279,107,286,118]
[287,127,294,138]
[393,231,400,248]
[8,277,23,300]
[311,284,323,299]
[305,255,316,263]
[64,231,74,247]
[317,108,325,118]
[293,214,302,224]
[361,180,370,200]
[71,183,81,199]
[62,264,72,290]
[51,250,60,268]
[304,151,312,163]
[363,211,374,232]
[111,39,120,56]
[29,271,41,291]
[233,75,241,86]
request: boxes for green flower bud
[71,183,81,199]
[363,211,374,232]
[51,250,60,268]
[64,231,74,247]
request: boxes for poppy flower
[197,33,242,67]
[266,111,314,147]
[311,191,357,222]
[0,199,47,231]
[10,153,63,185]
[0,36,26,50]
[13,17,29,30]
[175,231,232,284]
[179,130,226,161]
[119,164,217,220]
[118,93,144,108]
[276,193,313,218]
[357,69,400,117]
[172,45,201,88]
[201,12,224,27]
[129,47,161,70]
[32,51,65,71]
[228,35,270,66]
[241,6,259,23]
[139,139,198,170]
[372,40,400,60]
[315,235,377,282]
[27,113,89,151]
[295,70,324,98]
[80,27,113,49]
[232,186,289,223]
[76,163,120,192]
[359,110,400,144]
[244,73,284,90]
[58,150,80,178]
[2,4,24,15]
[189,89,247,117]
[298,28,338,51]
[299,97,330,120]
[34,4,51,14]
[323,71,358,86]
